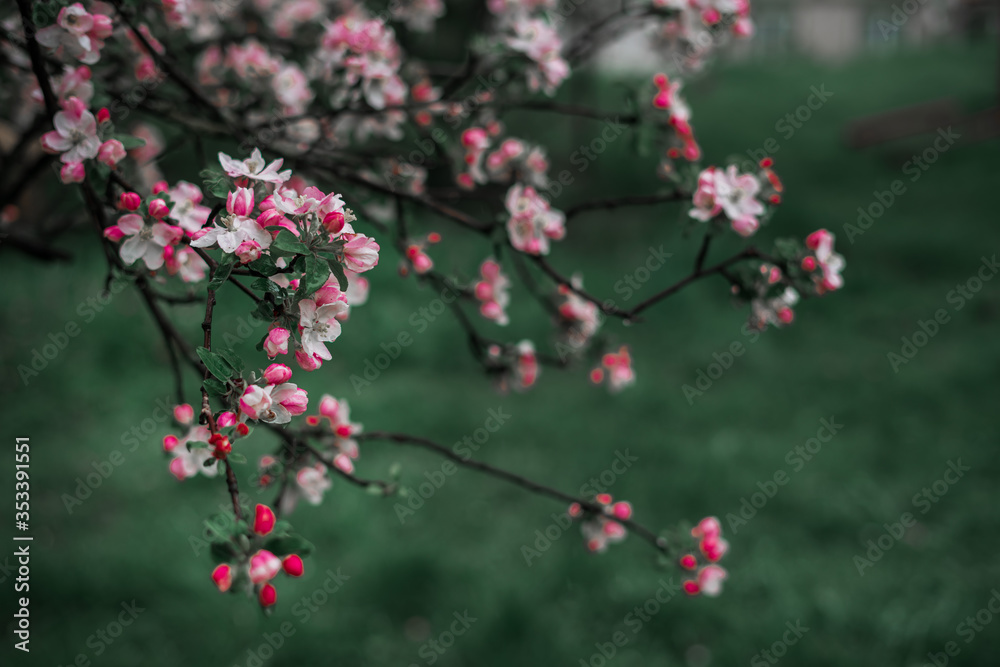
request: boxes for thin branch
[358,431,672,556]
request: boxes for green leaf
[210,540,237,564]
[186,441,209,451]
[216,346,245,373]
[325,257,349,291]
[199,167,231,199]
[270,230,309,256]
[203,457,218,468]
[197,347,235,381]
[302,254,331,294]
[116,135,146,150]
[227,452,247,464]
[263,535,315,556]
[251,276,284,298]
[249,255,281,277]
[203,377,228,397]
[208,254,236,291]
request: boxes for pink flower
[163,246,209,283]
[514,340,539,390]
[505,184,565,255]
[116,213,183,270]
[298,298,348,361]
[240,385,273,421]
[591,347,635,393]
[806,229,845,293]
[36,4,112,64]
[168,182,210,233]
[697,565,728,597]
[341,234,381,273]
[96,139,125,168]
[249,550,281,584]
[715,165,765,237]
[218,148,291,185]
[296,464,332,505]
[41,97,99,164]
[191,188,271,254]
[264,328,291,358]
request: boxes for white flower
[218,148,291,184]
[117,214,182,270]
[299,298,349,361]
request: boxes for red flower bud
[148,198,169,219]
[211,564,232,592]
[282,554,304,577]
[254,503,276,536]
[97,107,110,124]
[258,582,277,607]
[119,192,141,211]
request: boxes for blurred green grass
[2,40,1000,666]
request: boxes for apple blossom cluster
[650,0,754,71]
[568,494,633,553]
[505,184,566,255]
[210,503,307,608]
[590,346,636,393]
[40,96,126,183]
[689,160,782,237]
[36,2,113,64]
[488,0,569,95]
[556,278,602,350]
[680,516,729,596]
[487,341,540,393]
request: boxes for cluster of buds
[210,504,305,608]
[474,259,511,326]
[569,494,633,553]
[401,232,440,276]
[650,73,701,167]
[590,347,636,393]
[680,517,729,596]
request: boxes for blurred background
[2,1,999,665]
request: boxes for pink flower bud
[683,580,701,596]
[653,73,668,89]
[148,199,169,219]
[97,139,126,168]
[217,411,237,428]
[653,91,671,109]
[96,107,110,124]
[236,423,250,436]
[322,211,345,234]
[258,582,277,607]
[263,363,293,385]
[264,328,291,358]
[236,240,262,264]
[282,555,304,577]
[211,564,232,592]
[103,225,125,242]
[163,435,179,452]
[249,550,281,584]
[333,453,354,474]
[227,187,255,217]
[174,404,194,424]
[680,554,698,570]
[119,191,141,211]
[152,180,168,194]
[253,503,276,536]
[60,162,85,184]
[611,501,632,520]
[461,127,487,148]
[295,349,323,371]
